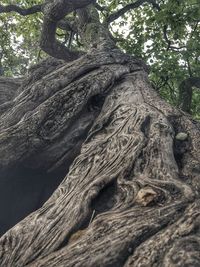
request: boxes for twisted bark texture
[0,48,200,267]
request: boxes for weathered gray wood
[0,77,22,106]
[0,49,200,266]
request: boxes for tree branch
[163,25,186,51]
[0,1,96,61]
[40,0,96,61]
[40,19,80,61]
[57,19,77,32]
[94,2,107,12]
[105,0,187,54]
[42,0,96,21]
[105,0,160,24]
[163,25,171,51]
[0,4,42,16]
[179,77,200,113]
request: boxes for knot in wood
[135,187,158,207]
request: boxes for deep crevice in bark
[91,179,118,214]
[140,115,151,138]
[0,167,65,237]
[169,117,191,171]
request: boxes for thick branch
[106,0,160,24]
[179,77,200,113]
[0,4,42,16]
[77,5,116,50]
[40,19,80,61]
[42,0,96,21]
[40,0,96,60]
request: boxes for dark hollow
[0,167,65,237]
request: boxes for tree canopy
[0,0,199,118]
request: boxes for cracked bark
[0,49,200,267]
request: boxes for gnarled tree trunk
[0,48,200,267]
[0,1,200,266]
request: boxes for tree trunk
[0,49,200,267]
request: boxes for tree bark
[0,77,22,104]
[178,77,200,113]
[0,48,200,267]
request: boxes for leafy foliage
[0,0,199,117]
[107,0,200,118]
[0,0,43,76]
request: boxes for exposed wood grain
[0,50,200,266]
[0,51,139,171]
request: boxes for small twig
[105,0,160,24]
[68,31,74,48]
[94,3,107,12]
[36,49,42,62]
[89,210,96,225]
